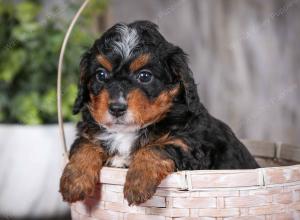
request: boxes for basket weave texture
[70,140,300,220]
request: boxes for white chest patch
[97,131,138,168]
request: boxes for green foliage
[0,0,107,124]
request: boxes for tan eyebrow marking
[129,53,151,72]
[96,54,113,71]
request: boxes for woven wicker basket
[70,140,300,220]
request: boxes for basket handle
[57,0,90,162]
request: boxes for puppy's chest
[97,131,138,168]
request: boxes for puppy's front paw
[124,170,158,206]
[60,163,98,203]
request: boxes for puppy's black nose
[109,102,127,117]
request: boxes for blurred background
[0,0,299,219]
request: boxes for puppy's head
[74,21,200,132]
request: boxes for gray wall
[107,0,300,145]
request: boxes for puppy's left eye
[96,68,109,81]
[136,70,153,83]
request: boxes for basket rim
[99,140,300,190]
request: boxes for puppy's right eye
[96,68,109,81]
[136,69,153,84]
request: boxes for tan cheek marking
[96,54,113,72]
[129,53,151,72]
[127,85,180,126]
[89,89,110,124]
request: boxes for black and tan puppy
[60,20,259,205]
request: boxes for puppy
[60,20,259,205]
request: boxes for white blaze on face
[112,24,139,59]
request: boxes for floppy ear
[166,46,201,115]
[73,50,91,114]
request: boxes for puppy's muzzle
[109,102,127,117]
